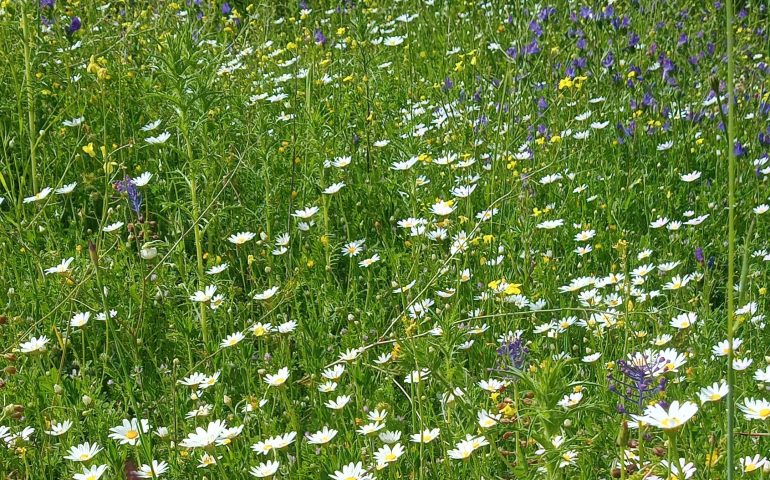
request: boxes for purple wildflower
[733,141,746,157]
[66,16,81,36]
[313,29,327,46]
[495,333,529,374]
[114,176,143,215]
[608,353,667,410]
[602,52,615,69]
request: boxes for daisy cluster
[1,1,770,479]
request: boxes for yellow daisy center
[661,417,681,429]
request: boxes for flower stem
[21,9,38,194]
[667,433,677,480]
[180,111,210,348]
[724,0,737,477]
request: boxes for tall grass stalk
[20,8,37,194]
[724,0,737,477]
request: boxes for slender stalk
[21,10,38,193]
[620,447,626,480]
[667,433,677,480]
[180,112,210,347]
[189,175,209,346]
[90,241,111,361]
[724,0,736,477]
[737,218,755,305]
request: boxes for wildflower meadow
[1,0,770,479]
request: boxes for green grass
[0,0,769,479]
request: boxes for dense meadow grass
[0,0,769,478]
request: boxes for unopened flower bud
[88,240,98,265]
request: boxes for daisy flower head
[141,119,161,131]
[207,263,229,275]
[220,331,245,348]
[670,312,697,329]
[228,231,256,245]
[250,460,280,478]
[64,442,103,462]
[108,418,150,446]
[359,254,380,267]
[264,367,290,387]
[145,131,171,145]
[254,286,279,300]
[741,455,768,473]
[374,443,404,467]
[179,420,227,448]
[19,335,50,354]
[341,239,365,257]
[307,426,338,445]
[73,465,108,480]
[190,285,217,303]
[45,420,73,436]
[325,395,351,410]
[410,428,440,443]
[477,410,501,428]
[323,182,346,194]
[133,172,153,187]
[45,257,74,275]
[329,462,373,480]
[102,221,124,233]
[430,200,456,216]
[55,182,77,195]
[356,421,385,436]
[70,311,91,328]
[631,400,698,430]
[404,368,430,384]
[447,440,478,460]
[292,205,319,219]
[537,219,564,229]
[739,398,770,421]
[23,187,52,204]
[558,391,584,409]
[136,460,169,478]
[698,381,728,404]
[680,171,701,182]
[63,117,85,127]
[338,348,362,362]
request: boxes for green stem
[181,116,210,347]
[725,0,736,477]
[737,218,755,305]
[21,10,38,193]
[279,387,300,468]
[667,433,676,480]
